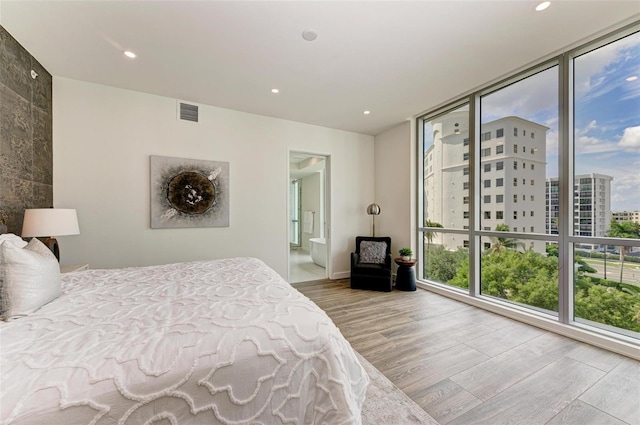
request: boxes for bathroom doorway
[288,152,329,283]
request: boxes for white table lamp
[22,209,80,261]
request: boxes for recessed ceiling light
[302,30,318,42]
[535,1,551,11]
[123,50,136,59]
[271,88,280,94]
[363,111,371,115]
[626,76,638,82]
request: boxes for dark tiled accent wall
[0,26,53,235]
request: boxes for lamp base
[43,237,60,262]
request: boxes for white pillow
[0,233,28,248]
[0,237,61,320]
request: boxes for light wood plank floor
[294,279,640,425]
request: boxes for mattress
[0,257,368,424]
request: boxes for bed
[0,256,368,425]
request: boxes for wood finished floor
[294,279,640,425]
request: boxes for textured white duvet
[0,257,368,424]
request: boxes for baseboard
[331,271,350,280]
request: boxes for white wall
[53,78,374,279]
[373,121,415,259]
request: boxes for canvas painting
[150,155,229,228]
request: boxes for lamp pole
[367,203,381,237]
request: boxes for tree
[607,220,640,283]
[548,244,596,274]
[479,249,560,311]
[424,246,467,284]
[424,220,443,247]
[573,250,597,274]
[424,220,444,272]
[486,224,525,253]
[446,246,640,331]
[575,285,640,332]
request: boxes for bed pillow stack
[0,235,61,320]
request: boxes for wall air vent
[178,101,199,123]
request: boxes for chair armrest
[384,254,392,268]
[351,252,359,268]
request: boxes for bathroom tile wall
[0,26,53,235]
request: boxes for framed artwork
[150,155,229,228]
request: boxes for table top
[394,258,417,267]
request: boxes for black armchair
[350,236,392,292]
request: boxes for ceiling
[1,1,638,136]
[290,153,326,180]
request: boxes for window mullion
[558,53,573,325]
[469,93,480,297]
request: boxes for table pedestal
[394,259,416,291]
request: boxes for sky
[481,30,640,212]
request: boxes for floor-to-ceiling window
[571,30,640,337]
[421,103,470,287]
[478,65,560,315]
[418,24,639,345]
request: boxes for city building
[546,173,613,250]
[424,114,548,252]
[612,210,640,224]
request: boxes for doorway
[288,152,329,283]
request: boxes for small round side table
[394,258,417,291]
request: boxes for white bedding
[0,257,368,424]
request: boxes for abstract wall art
[150,155,229,228]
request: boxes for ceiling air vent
[178,101,199,123]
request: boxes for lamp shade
[22,209,80,238]
[366,203,381,215]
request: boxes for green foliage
[574,252,597,274]
[608,220,640,239]
[425,246,468,287]
[438,244,640,333]
[495,223,510,232]
[423,220,444,245]
[607,220,640,283]
[424,220,444,229]
[577,275,640,295]
[487,224,525,253]
[575,285,640,332]
[399,247,413,257]
[477,249,560,312]
[584,250,640,264]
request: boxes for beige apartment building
[424,114,548,252]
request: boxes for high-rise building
[424,114,548,252]
[612,211,640,224]
[545,173,613,250]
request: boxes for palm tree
[487,223,525,254]
[607,220,640,283]
[424,220,443,247]
[424,220,443,274]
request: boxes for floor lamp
[367,203,381,237]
